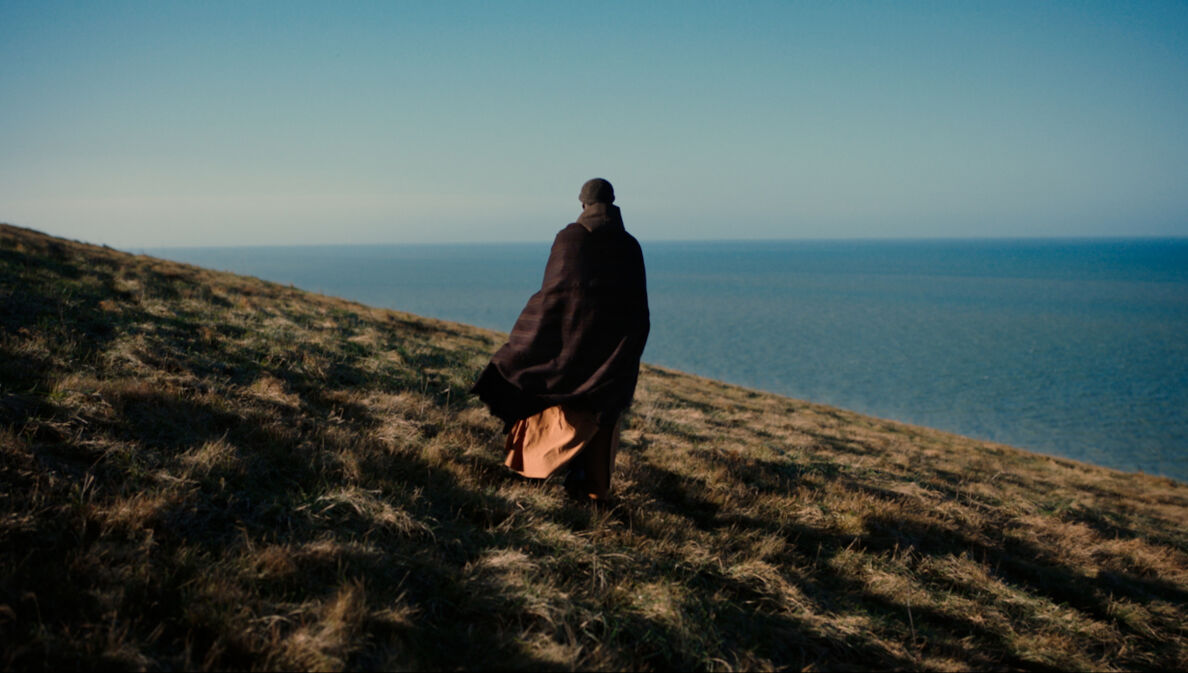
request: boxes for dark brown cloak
[471,203,650,429]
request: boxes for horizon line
[134,233,1188,251]
[3,222,1185,252]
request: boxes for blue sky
[2,1,1186,246]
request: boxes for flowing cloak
[472,203,650,430]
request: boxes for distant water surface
[148,238,1188,483]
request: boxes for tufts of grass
[3,222,1188,671]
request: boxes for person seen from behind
[471,178,650,502]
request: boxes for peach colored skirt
[504,405,620,500]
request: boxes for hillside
[2,221,1187,671]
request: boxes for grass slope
[2,222,1187,671]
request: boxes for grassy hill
[2,221,1186,671]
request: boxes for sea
[146,238,1188,484]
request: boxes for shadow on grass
[623,451,1183,670]
[3,386,563,670]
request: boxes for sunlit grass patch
[304,486,434,539]
[272,579,369,672]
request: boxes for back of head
[579,178,615,206]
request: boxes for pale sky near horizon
[2,1,1186,247]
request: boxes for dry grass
[2,221,1187,671]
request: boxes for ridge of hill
[2,222,1186,671]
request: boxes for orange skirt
[504,405,620,500]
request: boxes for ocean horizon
[146,236,1188,483]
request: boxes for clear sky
[2,0,1186,247]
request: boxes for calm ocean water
[148,238,1188,483]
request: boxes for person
[471,178,650,502]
